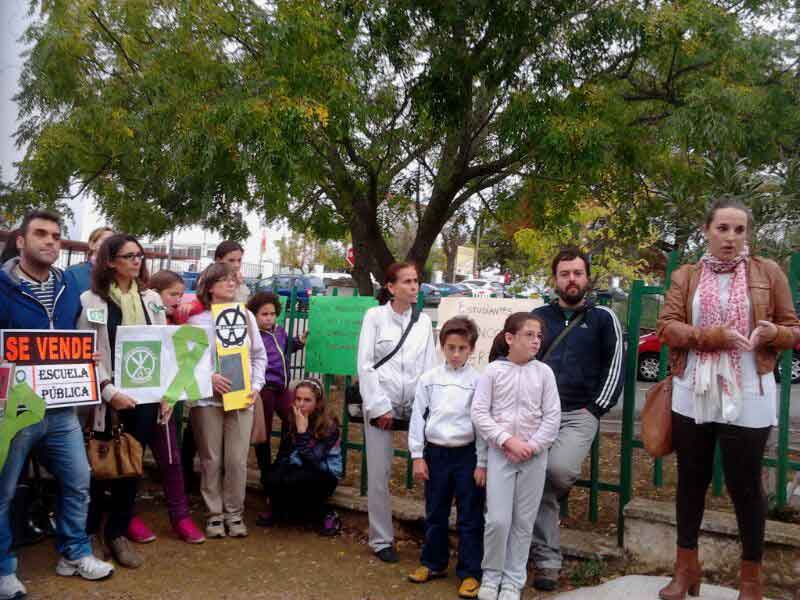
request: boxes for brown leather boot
[659,547,701,600]
[737,560,762,600]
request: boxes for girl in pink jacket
[471,312,561,600]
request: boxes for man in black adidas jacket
[530,247,624,591]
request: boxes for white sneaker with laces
[497,584,521,600]
[477,582,499,600]
[226,518,248,538]
[56,554,114,580]
[0,573,26,600]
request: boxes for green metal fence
[227,255,799,546]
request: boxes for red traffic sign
[346,246,355,267]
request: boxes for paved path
[553,575,766,600]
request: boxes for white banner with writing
[436,297,543,370]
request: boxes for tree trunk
[349,199,395,296]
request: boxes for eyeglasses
[115,252,145,262]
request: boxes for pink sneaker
[127,516,156,544]
[173,517,205,544]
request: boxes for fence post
[653,250,680,487]
[619,279,644,546]
[776,252,800,508]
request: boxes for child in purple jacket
[246,291,307,525]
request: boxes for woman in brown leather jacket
[656,197,800,600]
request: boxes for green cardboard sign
[0,383,47,471]
[304,296,377,376]
[121,341,161,388]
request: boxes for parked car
[638,330,800,384]
[420,283,441,307]
[488,281,512,298]
[254,274,326,308]
[435,282,472,297]
[637,332,665,382]
[461,279,503,297]
[181,271,200,292]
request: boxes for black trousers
[421,443,484,580]
[87,403,159,541]
[264,463,337,523]
[672,411,771,561]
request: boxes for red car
[637,332,800,384]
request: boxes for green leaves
[9,0,798,283]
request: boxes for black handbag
[346,308,420,431]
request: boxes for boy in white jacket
[408,317,486,600]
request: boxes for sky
[0,2,27,180]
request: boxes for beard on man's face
[556,281,589,306]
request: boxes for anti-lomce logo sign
[215,305,248,348]
[121,341,161,388]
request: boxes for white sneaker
[56,554,114,581]
[0,574,26,600]
[205,519,226,538]
[226,518,248,538]
[497,584,521,600]
[477,582,499,600]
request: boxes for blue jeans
[0,407,92,575]
[421,443,485,580]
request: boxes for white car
[460,279,504,297]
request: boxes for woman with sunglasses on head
[78,234,168,569]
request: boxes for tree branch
[70,158,113,199]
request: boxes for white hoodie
[471,358,561,453]
[357,303,437,421]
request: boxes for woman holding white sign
[78,234,166,569]
[357,262,437,563]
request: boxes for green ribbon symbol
[0,383,47,471]
[163,325,209,406]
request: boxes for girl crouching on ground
[262,378,342,536]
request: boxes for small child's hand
[159,399,173,424]
[300,331,308,344]
[293,405,309,433]
[502,436,533,463]
[473,467,487,488]
[412,458,429,481]
[175,303,193,320]
[211,373,232,395]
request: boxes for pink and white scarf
[693,246,749,423]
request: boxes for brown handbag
[250,391,268,445]
[86,409,144,480]
[641,375,674,457]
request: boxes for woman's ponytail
[489,331,509,362]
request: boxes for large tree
[11,0,798,292]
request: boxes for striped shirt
[16,265,57,319]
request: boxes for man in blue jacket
[0,210,114,599]
[530,247,624,591]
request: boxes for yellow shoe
[458,577,481,599]
[408,566,447,583]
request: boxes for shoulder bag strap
[373,307,421,370]
[542,311,585,362]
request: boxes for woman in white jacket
[357,262,437,562]
[78,234,166,569]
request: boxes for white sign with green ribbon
[114,325,215,404]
